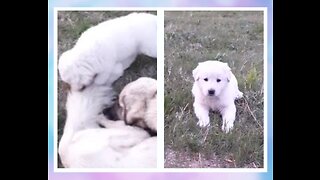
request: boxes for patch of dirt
[165,146,258,168]
[165,147,225,168]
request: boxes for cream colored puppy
[106,77,157,133]
[119,77,157,132]
[58,85,156,168]
[192,60,243,132]
[58,13,157,91]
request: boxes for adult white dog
[58,12,157,91]
[192,60,243,132]
[58,85,156,168]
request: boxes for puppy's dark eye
[79,85,86,91]
[204,78,208,81]
[217,79,221,82]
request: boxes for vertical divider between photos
[156,9,165,169]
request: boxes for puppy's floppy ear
[118,94,126,120]
[223,62,232,82]
[123,96,146,127]
[192,64,200,81]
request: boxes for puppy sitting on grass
[192,60,243,133]
[104,77,157,135]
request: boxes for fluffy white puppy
[192,60,243,132]
[62,122,156,168]
[105,77,157,133]
[58,85,156,168]
[58,12,157,91]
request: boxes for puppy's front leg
[221,105,236,133]
[235,89,243,100]
[194,102,210,127]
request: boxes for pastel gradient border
[48,0,273,180]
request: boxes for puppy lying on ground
[58,85,156,168]
[58,12,157,91]
[192,60,243,133]
[105,77,157,134]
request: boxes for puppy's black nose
[208,90,215,96]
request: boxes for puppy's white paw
[222,121,234,133]
[236,91,243,99]
[197,119,210,127]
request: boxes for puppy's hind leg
[193,102,210,127]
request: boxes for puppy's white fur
[118,77,157,132]
[192,60,243,132]
[58,85,156,168]
[58,13,157,91]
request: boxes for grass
[164,11,264,168]
[57,11,157,168]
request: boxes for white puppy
[58,12,157,91]
[192,60,243,132]
[58,85,156,168]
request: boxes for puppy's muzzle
[208,89,215,96]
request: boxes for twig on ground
[198,153,202,167]
[202,127,210,143]
[243,96,263,129]
[253,162,257,168]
